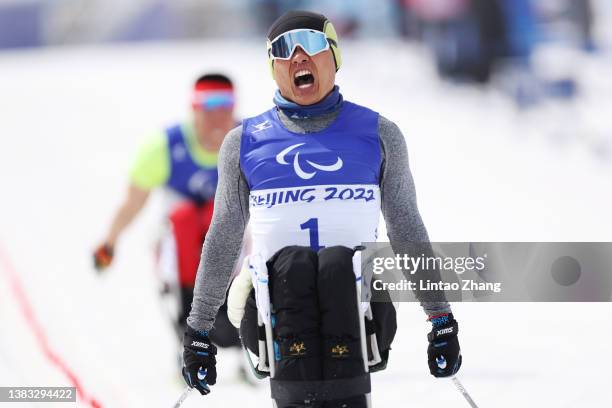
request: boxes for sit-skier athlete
[182,11,462,407]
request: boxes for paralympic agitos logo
[276,143,343,180]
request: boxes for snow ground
[0,41,611,407]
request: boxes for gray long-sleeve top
[187,105,451,332]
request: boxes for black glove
[427,313,462,377]
[182,325,217,395]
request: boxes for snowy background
[1,13,612,408]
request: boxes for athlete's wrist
[104,233,118,248]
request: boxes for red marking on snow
[0,245,103,408]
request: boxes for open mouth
[294,69,315,88]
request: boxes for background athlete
[93,73,240,349]
[182,11,462,407]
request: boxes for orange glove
[93,244,114,271]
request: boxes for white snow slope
[0,41,611,407]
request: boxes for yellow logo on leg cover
[289,341,307,356]
[331,344,349,357]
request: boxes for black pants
[240,246,397,408]
[179,286,240,348]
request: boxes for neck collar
[273,85,343,119]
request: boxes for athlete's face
[193,107,234,152]
[273,46,336,106]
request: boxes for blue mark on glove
[436,355,447,370]
[197,368,210,392]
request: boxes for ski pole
[172,386,193,408]
[451,376,479,408]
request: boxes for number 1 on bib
[300,218,324,252]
